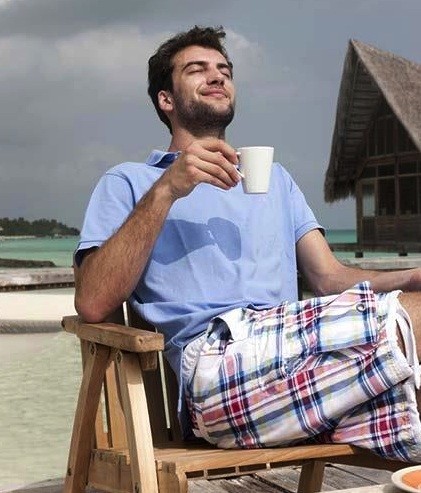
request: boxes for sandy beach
[0,288,76,333]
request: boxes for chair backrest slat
[90,304,182,447]
[162,358,183,442]
[126,304,181,444]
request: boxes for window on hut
[399,161,418,174]
[399,176,418,215]
[362,182,375,217]
[378,163,395,177]
[378,179,395,216]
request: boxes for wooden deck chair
[62,303,408,493]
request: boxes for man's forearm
[297,229,421,297]
[346,265,421,294]
[75,178,176,322]
[317,264,421,297]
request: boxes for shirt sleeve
[278,164,324,242]
[75,169,136,264]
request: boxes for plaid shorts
[182,282,421,461]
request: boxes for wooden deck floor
[6,463,394,493]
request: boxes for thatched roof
[324,39,421,202]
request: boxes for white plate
[392,465,421,492]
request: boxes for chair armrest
[62,315,164,353]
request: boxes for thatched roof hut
[324,39,421,202]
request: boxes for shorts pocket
[313,285,379,353]
[281,283,379,373]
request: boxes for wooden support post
[64,343,110,493]
[116,350,159,493]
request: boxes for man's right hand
[161,138,241,200]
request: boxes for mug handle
[235,151,245,178]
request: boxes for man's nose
[207,69,224,85]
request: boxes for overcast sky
[1,0,420,230]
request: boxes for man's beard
[173,94,235,137]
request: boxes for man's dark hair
[148,25,233,133]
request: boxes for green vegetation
[0,217,79,237]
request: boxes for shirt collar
[146,150,181,168]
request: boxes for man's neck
[167,127,226,152]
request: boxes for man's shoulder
[272,162,294,185]
[272,161,288,174]
[106,161,147,175]
[103,161,164,181]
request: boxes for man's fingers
[190,165,236,191]
[171,138,241,193]
[190,142,240,184]
[192,154,240,187]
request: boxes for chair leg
[157,466,188,493]
[298,460,325,493]
[64,343,110,493]
[116,350,159,493]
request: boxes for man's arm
[74,178,175,322]
[296,229,421,296]
[75,138,240,322]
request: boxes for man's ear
[158,90,173,112]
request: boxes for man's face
[167,45,236,135]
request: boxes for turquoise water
[0,236,78,267]
[1,230,412,267]
[0,231,357,268]
[325,229,356,244]
[1,231,416,271]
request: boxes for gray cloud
[0,0,134,37]
[0,0,420,230]
[0,0,230,38]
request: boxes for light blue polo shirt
[77,149,322,388]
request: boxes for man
[75,26,421,461]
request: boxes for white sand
[0,289,76,332]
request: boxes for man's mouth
[201,90,227,99]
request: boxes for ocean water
[0,230,358,268]
[0,332,81,486]
[325,228,356,244]
[0,237,80,486]
[0,236,78,267]
[3,229,418,266]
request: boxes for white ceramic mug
[237,146,274,194]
